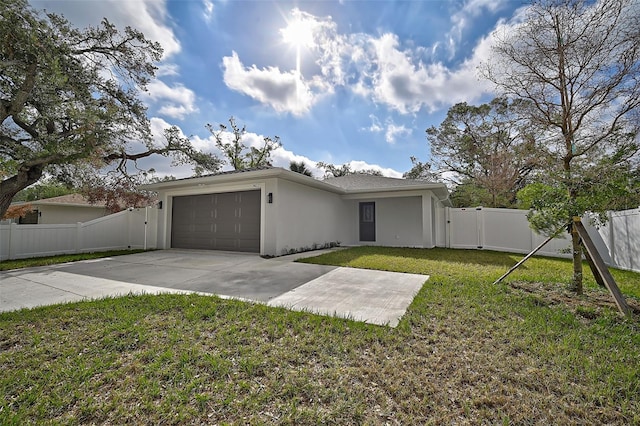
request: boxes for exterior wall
[377,196,423,247]
[342,192,434,248]
[273,179,347,255]
[36,204,109,224]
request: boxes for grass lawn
[1,247,639,424]
[0,249,148,271]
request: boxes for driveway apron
[1,249,428,326]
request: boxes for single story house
[5,194,110,224]
[140,167,452,257]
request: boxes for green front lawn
[1,247,638,424]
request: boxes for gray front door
[359,202,376,242]
[171,190,260,252]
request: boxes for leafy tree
[289,160,313,177]
[207,117,281,170]
[483,0,640,293]
[316,162,383,178]
[12,178,74,202]
[426,97,543,208]
[450,179,501,208]
[402,156,439,181]
[0,1,220,218]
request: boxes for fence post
[9,222,18,260]
[476,207,483,249]
[76,222,83,254]
[445,207,451,248]
[607,210,616,268]
[127,208,133,249]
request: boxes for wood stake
[572,218,631,317]
[493,226,565,285]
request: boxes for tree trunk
[570,220,583,295]
[0,165,44,218]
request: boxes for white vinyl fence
[2,203,638,273]
[0,207,157,261]
[446,206,640,273]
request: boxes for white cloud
[363,115,413,144]
[157,63,180,77]
[447,0,507,57]
[222,51,328,116]
[203,0,214,22]
[384,123,411,144]
[226,8,495,115]
[31,0,180,58]
[269,147,325,178]
[149,123,404,179]
[347,161,403,178]
[362,32,493,113]
[364,114,384,133]
[145,80,198,119]
[149,116,177,142]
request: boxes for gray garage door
[171,190,261,252]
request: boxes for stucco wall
[345,196,424,247]
[274,179,347,255]
[37,205,109,224]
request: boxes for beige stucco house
[141,167,451,257]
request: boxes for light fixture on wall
[268,193,273,204]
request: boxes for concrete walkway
[0,250,429,327]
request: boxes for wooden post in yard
[572,217,631,317]
[493,226,566,286]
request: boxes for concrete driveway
[1,249,429,326]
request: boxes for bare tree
[482,0,640,293]
[207,117,281,171]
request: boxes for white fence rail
[0,207,157,261]
[446,207,640,273]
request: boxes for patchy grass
[0,249,148,271]
[300,246,640,299]
[1,247,639,424]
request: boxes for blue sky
[30,0,524,178]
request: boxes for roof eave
[138,168,346,194]
[138,168,451,203]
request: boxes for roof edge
[139,168,452,204]
[139,168,346,194]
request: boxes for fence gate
[447,207,483,249]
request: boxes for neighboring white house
[7,194,110,224]
[140,167,452,257]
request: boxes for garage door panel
[171,190,260,252]
[237,238,260,252]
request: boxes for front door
[359,202,376,242]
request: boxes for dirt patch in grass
[510,280,640,319]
